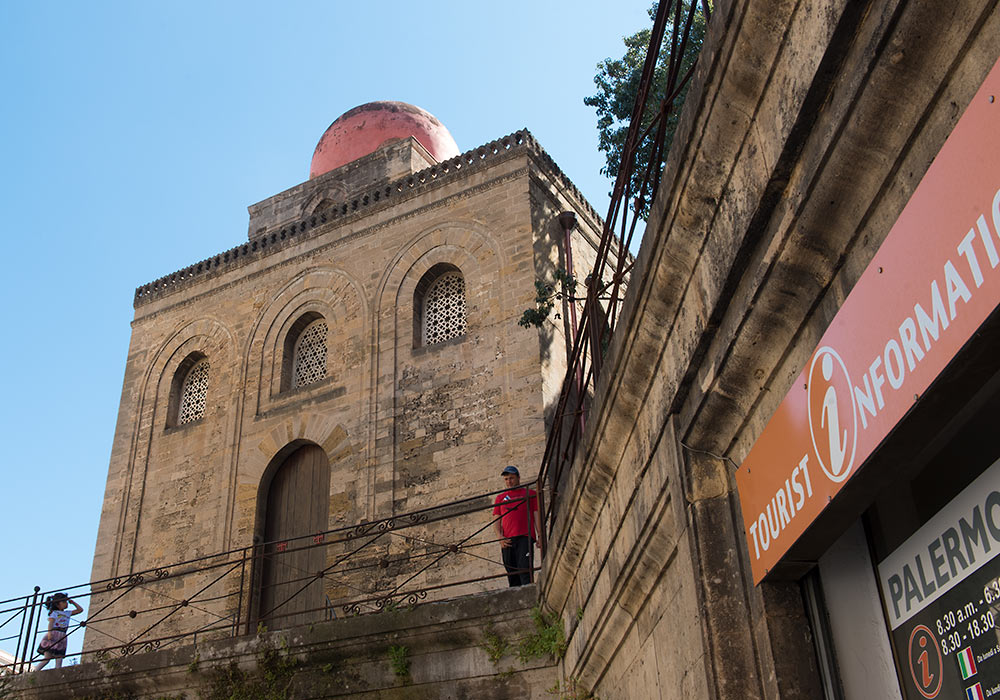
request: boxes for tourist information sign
[736,57,1000,583]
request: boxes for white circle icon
[807,346,858,483]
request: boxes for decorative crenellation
[134,129,603,307]
[520,131,605,227]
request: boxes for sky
[0,1,653,659]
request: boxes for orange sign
[737,58,1000,583]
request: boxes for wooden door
[259,444,330,629]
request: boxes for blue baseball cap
[500,466,520,476]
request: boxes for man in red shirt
[492,466,538,587]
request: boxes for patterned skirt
[38,627,68,656]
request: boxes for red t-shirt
[493,488,538,538]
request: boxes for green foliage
[387,644,410,679]
[480,626,511,665]
[202,637,299,700]
[518,268,579,329]
[95,651,123,676]
[516,606,567,662]
[584,1,709,217]
[187,652,201,674]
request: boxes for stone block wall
[15,586,559,699]
[540,0,1000,698]
[247,138,438,239]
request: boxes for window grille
[423,272,467,345]
[177,359,210,425]
[292,320,328,388]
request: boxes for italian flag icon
[966,682,984,700]
[958,646,978,680]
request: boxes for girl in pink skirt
[34,593,83,670]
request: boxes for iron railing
[537,0,711,530]
[0,482,541,674]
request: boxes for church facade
[83,103,604,651]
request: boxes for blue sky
[0,1,651,658]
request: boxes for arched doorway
[257,443,330,629]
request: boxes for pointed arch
[168,353,210,426]
[243,266,368,414]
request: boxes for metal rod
[537,488,547,560]
[235,548,247,637]
[12,593,29,675]
[27,586,42,670]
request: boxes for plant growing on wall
[519,268,579,329]
[481,625,511,665]
[202,637,299,700]
[387,644,410,680]
[517,606,567,662]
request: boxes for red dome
[309,101,460,179]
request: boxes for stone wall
[14,586,558,699]
[540,0,1000,698]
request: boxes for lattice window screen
[423,273,467,345]
[293,320,328,388]
[178,359,210,425]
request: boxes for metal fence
[0,482,541,674]
[537,0,711,527]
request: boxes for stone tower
[84,101,604,651]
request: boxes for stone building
[82,101,605,652]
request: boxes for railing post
[12,593,29,674]
[234,548,247,637]
[246,536,263,636]
[536,486,547,561]
[586,283,603,381]
[30,588,46,669]
[19,587,40,674]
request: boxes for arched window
[167,353,209,428]
[416,264,467,346]
[177,359,210,424]
[291,319,328,389]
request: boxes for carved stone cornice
[134,130,602,308]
